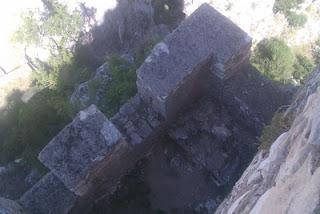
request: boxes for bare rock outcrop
[216,66,320,214]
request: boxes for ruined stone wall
[136,4,252,119]
[9,4,291,213]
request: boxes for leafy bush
[1,0,95,171]
[293,55,314,83]
[252,38,296,83]
[273,0,304,13]
[33,50,91,94]
[12,0,85,52]
[101,56,137,117]
[286,12,307,28]
[273,0,307,28]
[259,112,292,150]
[0,89,74,170]
[312,38,320,63]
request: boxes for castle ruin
[6,4,290,213]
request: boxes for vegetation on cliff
[273,0,307,28]
[0,0,156,170]
[252,37,315,84]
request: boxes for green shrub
[259,112,292,150]
[312,38,320,63]
[34,51,91,94]
[273,0,307,28]
[0,89,74,170]
[273,0,304,13]
[286,12,307,28]
[252,38,296,83]
[293,55,314,83]
[100,56,137,117]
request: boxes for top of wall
[137,4,251,118]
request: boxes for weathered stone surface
[214,64,293,134]
[216,66,320,214]
[168,97,257,186]
[0,197,24,214]
[70,64,112,110]
[137,4,251,119]
[111,95,164,145]
[38,105,126,196]
[19,172,77,214]
[0,160,42,200]
[286,65,320,118]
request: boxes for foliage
[1,0,97,170]
[101,56,137,117]
[12,0,94,92]
[286,12,307,28]
[0,89,74,170]
[259,112,291,150]
[252,38,296,83]
[312,38,320,63]
[12,0,85,53]
[273,0,304,13]
[293,55,314,84]
[273,0,307,29]
[11,10,41,45]
[33,50,91,93]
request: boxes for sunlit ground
[0,0,117,108]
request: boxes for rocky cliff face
[216,66,320,214]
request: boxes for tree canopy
[12,0,96,54]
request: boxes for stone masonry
[38,105,126,196]
[137,4,251,119]
[12,4,290,213]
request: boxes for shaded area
[76,63,293,213]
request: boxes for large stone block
[38,105,127,196]
[137,3,251,119]
[19,173,77,214]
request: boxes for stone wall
[8,4,291,213]
[137,4,252,119]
